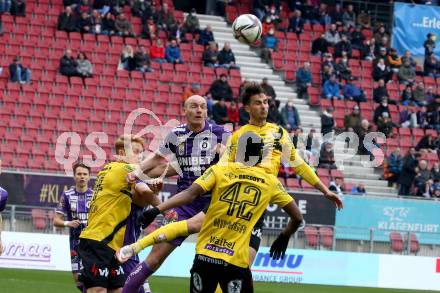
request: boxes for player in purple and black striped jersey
[122,95,230,292]
[54,162,93,292]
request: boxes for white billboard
[0,231,71,271]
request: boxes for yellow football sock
[132,220,189,253]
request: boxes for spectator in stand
[289,10,304,35]
[150,39,166,63]
[375,38,390,58]
[401,85,415,106]
[202,42,219,67]
[227,100,239,127]
[209,74,233,101]
[76,52,93,77]
[426,86,436,105]
[424,55,440,78]
[324,23,341,46]
[431,163,440,182]
[376,112,398,138]
[356,119,372,156]
[373,79,389,103]
[329,177,345,196]
[115,13,133,37]
[311,33,330,56]
[238,104,250,126]
[335,52,352,81]
[102,12,116,35]
[398,148,419,196]
[165,39,183,64]
[266,5,281,27]
[343,77,367,103]
[261,28,278,63]
[296,62,312,100]
[11,0,25,16]
[182,83,201,102]
[217,42,239,70]
[0,0,11,13]
[413,82,428,107]
[60,49,79,77]
[157,3,175,33]
[322,74,342,100]
[76,0,92,15]
[427,104,440,131]
[267,98,284,126]
[168,20,187,43]
[416,106,429,129]
[342,4,356,28]
[252,0,268,20]
[134,46,152,73]
[416,134,436,152]
[58,6,79,33]
[319,142,337,169]
[373,97,391,124]
[424,33,436,57]
[322,53,336,74]
[142,16,157,40]
[199,25,215,46]
[262,16,275,36]
[305,128,320,160]
[387,48,402,73]
[321,107,335,137]
[184,8,200,35]
[374,24,389,45]
[357,10,371,29]
[291,127,303,148]
[131,0,151,18]
[79,12,93,34]
[90,10,102,34]
[316,3,331,26]
[400,106,418,128]
[119,45,135,71]
[281,101,301,132]
[335,34,352,58]
[351,183,366,195]
[212,98,229,125]
[349,26,366,49]
[261,77,276,100]
[344,105,363,131]
[373,58,392,83]
[414,160,431,197]
[8,56,31,84]
[386,148,403,187]
[401,50,417,70]
[398,59,416,85]
[330,4,343,26]
[360,38,375,61]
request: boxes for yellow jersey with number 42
[194,162,293,268]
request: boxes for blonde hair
[114,134,145,154]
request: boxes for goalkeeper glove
[137,207,161,229]
[270,233,290,260]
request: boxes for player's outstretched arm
[270,201,304,260]
[132,179,163,207]
[313,181,344,210]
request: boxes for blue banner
[336,196,440,244]
[392,2,440,57]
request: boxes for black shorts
[190,254,253,293]
[77,238,126,290]
[249,211,265,251]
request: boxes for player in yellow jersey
[118,133,314,292]
[133,82,342,258]
[78,135,162,293]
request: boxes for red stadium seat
[31,209,47,230]
[319,227,334,248]
[304,226,318,247]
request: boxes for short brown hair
[114,134,145,154]
[241,82,265,105]
[73,162,90,175]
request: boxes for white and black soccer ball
[232,14,262,44]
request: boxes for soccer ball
[232,14,262,44]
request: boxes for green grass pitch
[0,268,437,293]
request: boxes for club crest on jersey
[178,142,185,155]
[225,172,238,180]
[124,164,136,172]
[199,139,211,151]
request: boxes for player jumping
[54,162,93,292]
[77,135,162,293]
[118,132,316,292]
